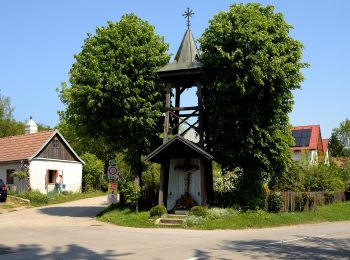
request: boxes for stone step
[155,217,184,226]
[167,214,187,219]
[174,210,188,215]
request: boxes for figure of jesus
[175,159,199,195]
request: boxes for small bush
[31,192,49,205]
[149,205,167,218]
[268,192,282,213]
[189,206,208,217]
[207,207,233,220]
[80,152,105,192]
[324,192,335,204]
[120,181,141,207]
[295,194,305,211]
[307,195,316,210]
[183,215,204,227]
[18,191,49,205]
[62,190,72,196]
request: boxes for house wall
[29,159,82,193]
[36,134,79,161]
[0,162,21,186]
[310,150,318,164]
[291,150,318,165]
[324,149,330,165]
[292,151,302,161]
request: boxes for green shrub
[189,206,208,217]
[183,215,204,227]
[304,163,344,191]
[62,190,72,196]
[149,205,167,218]
[80,152,105,192]
[121,181,141,207]
[207,207,233,220]
[295,193,316,211]
[273,161,305,192]
[18,191,49,206]
[306,194,316,210]
[324,191,335,204]
[268,192,283,213]
[295,194,305,211]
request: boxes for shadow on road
[219,235,350,259]
[38,206,106,218]
[0,244,131,259]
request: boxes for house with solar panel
[291,125,329,164]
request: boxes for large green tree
[329,119,350,157]
[0,91,24,137]
[200,4,308,208]
[59,14,169,185]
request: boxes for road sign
[107,193,119,205]
[107,166,117,180]
[109,159,116,166]
[108,182,118,192]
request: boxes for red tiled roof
[291,125,320,151]
[0,131,54,163]
[322,139,329,154]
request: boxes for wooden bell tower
[146,9,213,211]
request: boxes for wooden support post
[200,158,206,206]
[197,82,204,147]
[158,164,165,205]
[163,84,171,143]
[174,86,180,135]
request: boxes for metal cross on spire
[183,7,194,30]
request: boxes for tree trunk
[130,159,142,187]
[130,155,142,213]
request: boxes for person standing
[55,173,63,193]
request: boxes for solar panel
[292,129,311,147]
[292,130,302,138]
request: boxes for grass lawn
[97,205,156,228]
[97,202,350,230]
[0,196,31,213]
[10,190,106,207]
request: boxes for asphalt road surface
[0,196,349,259]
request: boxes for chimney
[25,116,38,135]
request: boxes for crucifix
[183,7,194,30]
[174,159,199,195]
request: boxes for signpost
[107,166,118,180]
[108,182,118,193]
[108,159,116,166]
[107,159,120,205]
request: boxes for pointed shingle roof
[157,30,201,75]
[291,125,321,151]
[0,131,54,162]
[0,130,84,164]
[145,135,213,164]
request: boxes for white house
[291,125,329,165]
[0,118,84,193]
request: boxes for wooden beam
[172,106,198,111]
[159,164,165,205]
[163,84,171,143]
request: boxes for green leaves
[200,3,307,208]
[59,14,170,170]
[80,152,105,192]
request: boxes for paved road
[0,196,349,259]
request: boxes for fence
[139,190,158,210]
[265,191,349,212]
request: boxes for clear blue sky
[1,1,349,138]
